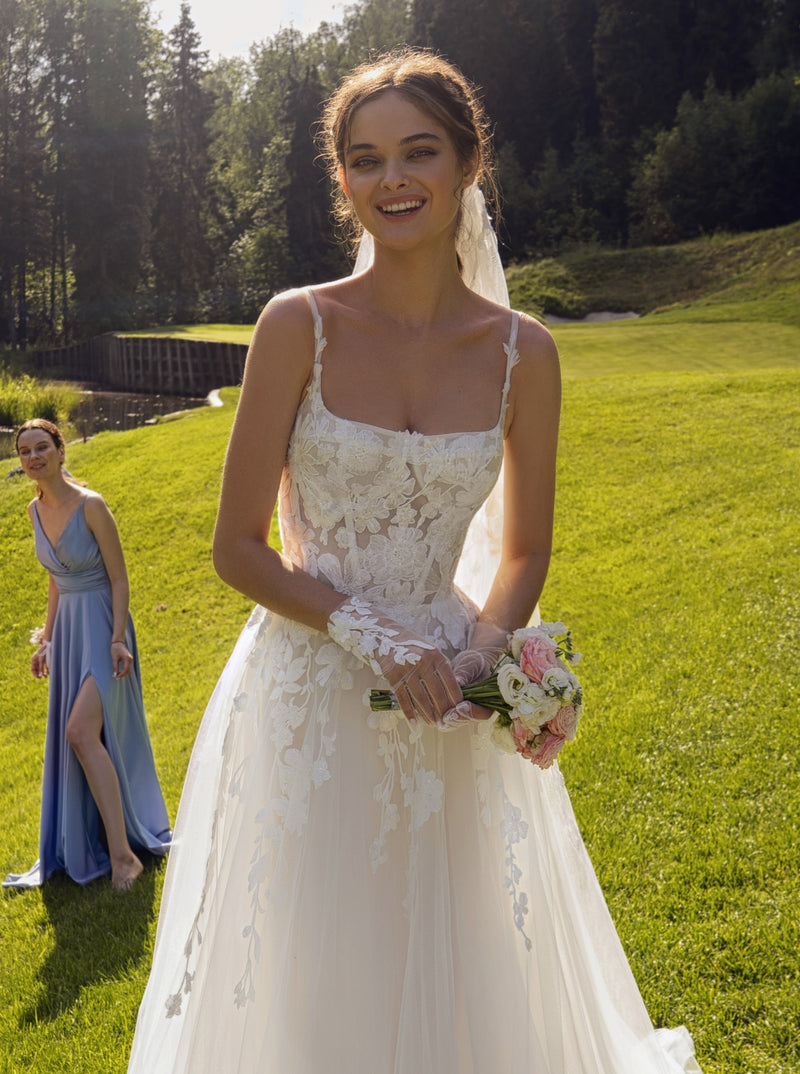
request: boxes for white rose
[512,679,546,714]
[491,723,518,754]
[540,665,578,700]
[515,685,560,729]
[496,663,532,706]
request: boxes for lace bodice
[279,290,519,637]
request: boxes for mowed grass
[121,323,254,344]
[554,318,800,377]
[1,297,799,1071]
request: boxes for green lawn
[120,323,254,344]
[1,303,799,1071]
[554,318,800,377]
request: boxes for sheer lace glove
[327,598,462,726]
[440,621,510,731]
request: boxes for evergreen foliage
[0,0,798,346]
[148,2,215,323]
[629,73,800,244]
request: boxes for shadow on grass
[18,856,162,1025]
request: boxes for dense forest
[2,0,799,346]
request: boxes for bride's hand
[438,698,495,730]
[437,620,509,730]
[326,597,462,725]
[389,647,463,727]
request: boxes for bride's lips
[377,197,426,217]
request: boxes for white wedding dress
[127,290,701,1073]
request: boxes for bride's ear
[338,165,351,200]
[460,150,479,192]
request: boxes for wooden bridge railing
[34,334,250,396]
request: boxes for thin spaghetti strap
[304,289,326,365]
[506,310,520,358]
[500,311,521,406]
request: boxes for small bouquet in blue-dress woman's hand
[370,621,583,769]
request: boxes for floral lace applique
[366,708,444,884]
[501,792,532,951]
[282,351,503,615]
[328,596,437,675]
[164,706,241,1019]
[472,720,496,828]
[229,621,346,1006]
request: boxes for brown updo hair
[320,48,496,246]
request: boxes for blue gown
[3,499,170,889]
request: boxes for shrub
[0,367,80,428]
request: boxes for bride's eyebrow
[346,132,444,154]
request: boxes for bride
[127,48,702,1073]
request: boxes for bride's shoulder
[471,297,558,373]
[256,286,314,327]
[258,279,357,325]
[248,288,321,369]
[501,309,561,428]
[512,309,560,378]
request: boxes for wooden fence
[34,334,249,396]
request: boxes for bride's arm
[212,290,344,630]
[479,313,562,633]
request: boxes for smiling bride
[127,48,702,1074]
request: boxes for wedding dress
[127,288,701,1073]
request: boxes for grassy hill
[506,217,800,327]
[1,225,799,1073]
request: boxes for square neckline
[304,288,518,441]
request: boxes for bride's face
[341,90,473,251]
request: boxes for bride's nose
[380,159,409,190]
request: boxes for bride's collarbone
[321,352,504,435]
[318,312,511,432]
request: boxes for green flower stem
[369,679,513,718]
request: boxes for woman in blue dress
[4,418,170,891]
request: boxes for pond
[1,389,209,463]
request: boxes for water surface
[1,389,208,463]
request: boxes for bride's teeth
[383,200,421,213]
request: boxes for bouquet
[370,621,583,769]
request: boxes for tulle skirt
[128,605,700,1073]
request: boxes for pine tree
[149,2,214,322]
[65,0,152,334]
[0,0,49,345]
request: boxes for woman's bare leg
[66,676,143,890]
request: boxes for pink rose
[548,703,579,741]
[519,635,561,683]
[527,730,566,770]
[512,717,536,755]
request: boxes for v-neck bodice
[33,500,109,592]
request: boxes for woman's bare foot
[111,852,144,891]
